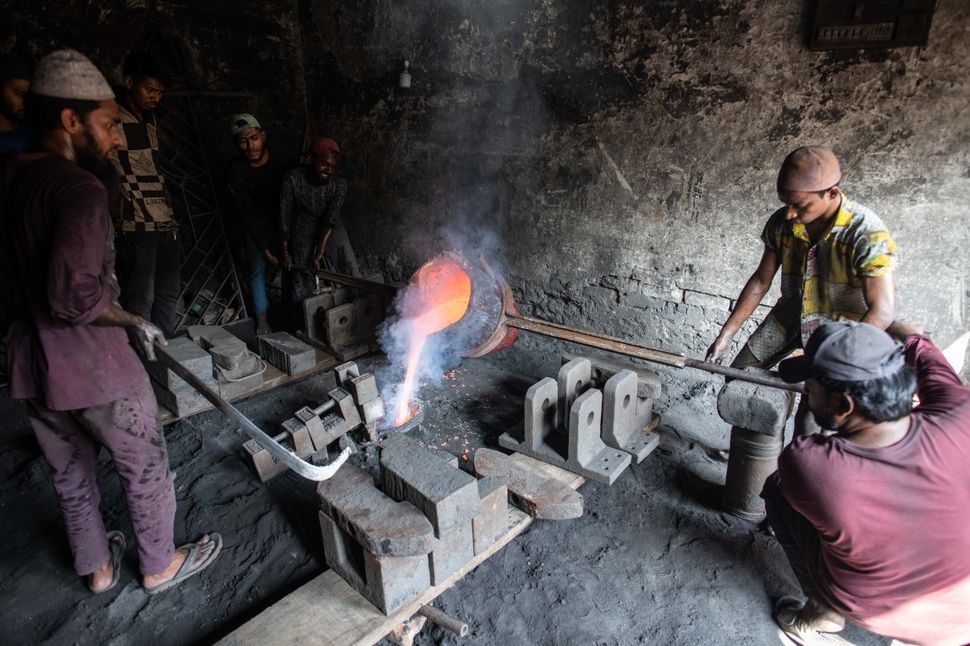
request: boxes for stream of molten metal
[394,258,472,426]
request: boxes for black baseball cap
[779,321,905,383]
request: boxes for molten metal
[394,257,472,425]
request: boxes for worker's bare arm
[705,248,780,364]
[859,272,895,330]
[93,303,167,361]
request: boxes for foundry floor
[0,352,889,646]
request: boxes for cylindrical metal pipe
[418,605,469,638]
[721,426,782,520]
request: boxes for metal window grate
[156,92,249,330]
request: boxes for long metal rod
[307,270,801,393]
[155,350,350,481]
[505,313,802,393]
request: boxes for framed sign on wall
[809,0,936,50]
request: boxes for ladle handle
[504,313,801,393]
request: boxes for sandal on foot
[90,530,126,594]
[774,597,851,646]
[144,533,223,596]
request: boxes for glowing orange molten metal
[395,257,472,425]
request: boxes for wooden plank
[156,348,347,425]
[220,452,586,646]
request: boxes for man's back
[0,153,143,410]
[781,336,970,643]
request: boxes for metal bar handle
[156,350,350,481]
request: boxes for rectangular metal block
[354,294,383,337]
[428,520,474,585]
[148,337,213,392]
[152,377,215,417]
[303,291,336,343]
[280,417,314,458]
[217,368,263,401]
[186,325,245,351]
[325,303,357,349]
[380,435,481,537]
[258,332,315,375]
[474,448,583,520]
[348,374,380,404]
[329,387,362,429]
[316,464,434,557]
[319,509,431,615]
[472,476,509,555]
[243,438,287,481]
[210,342,252,372]
[360,397,385,426]
[333,361,360,389]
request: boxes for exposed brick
[683,289,732,310]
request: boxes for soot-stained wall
[301,0,970,439]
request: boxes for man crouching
[763,320,970,645]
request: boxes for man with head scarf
[0,49,220,596]
[279,135,360,309]
[0,54,32,155]
[706,145,897,434]
[762,320,970,645]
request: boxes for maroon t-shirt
[780,335,970,641]
[0,153,145,410]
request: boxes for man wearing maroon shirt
[0,50,220,595]
[763,320,970,645]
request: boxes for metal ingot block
[334,361,360,389]
[281,416,314,458]
[360,397,385,426]
[330,387,362,428]
[243,438,288,481]
[569,389,630,484]
[349,373,380,404]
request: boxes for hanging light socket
[398,60,412,89]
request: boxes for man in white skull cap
[0,49,221,595]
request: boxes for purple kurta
[1,153,145,410]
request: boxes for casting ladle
[155,346,351,481]
[313,262,802,394]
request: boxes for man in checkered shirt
[109,49,180,337]
[706,146,897,434]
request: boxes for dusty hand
[263,249,279,271]
[283,252,294,270]
[886,320,925,341]
[131,317,167,361]
[314,251,326,271]
[705,334,733,364]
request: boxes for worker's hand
[705,333,734,364]
[263,249,279,271]
[283,251,294,270]
[314,250,326,271]
[886,320,925,341]
[130,317,167,362]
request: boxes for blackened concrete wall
[299,0,970,440]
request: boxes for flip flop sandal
[144,532,223,596]
[774,597,853,646]
[91,530,126,594]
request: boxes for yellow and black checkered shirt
[746,193,896,361]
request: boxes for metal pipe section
[418,605,469,638]
[155,350,350,481]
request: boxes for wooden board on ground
[157,348,347,425]
[219,454,586,646]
